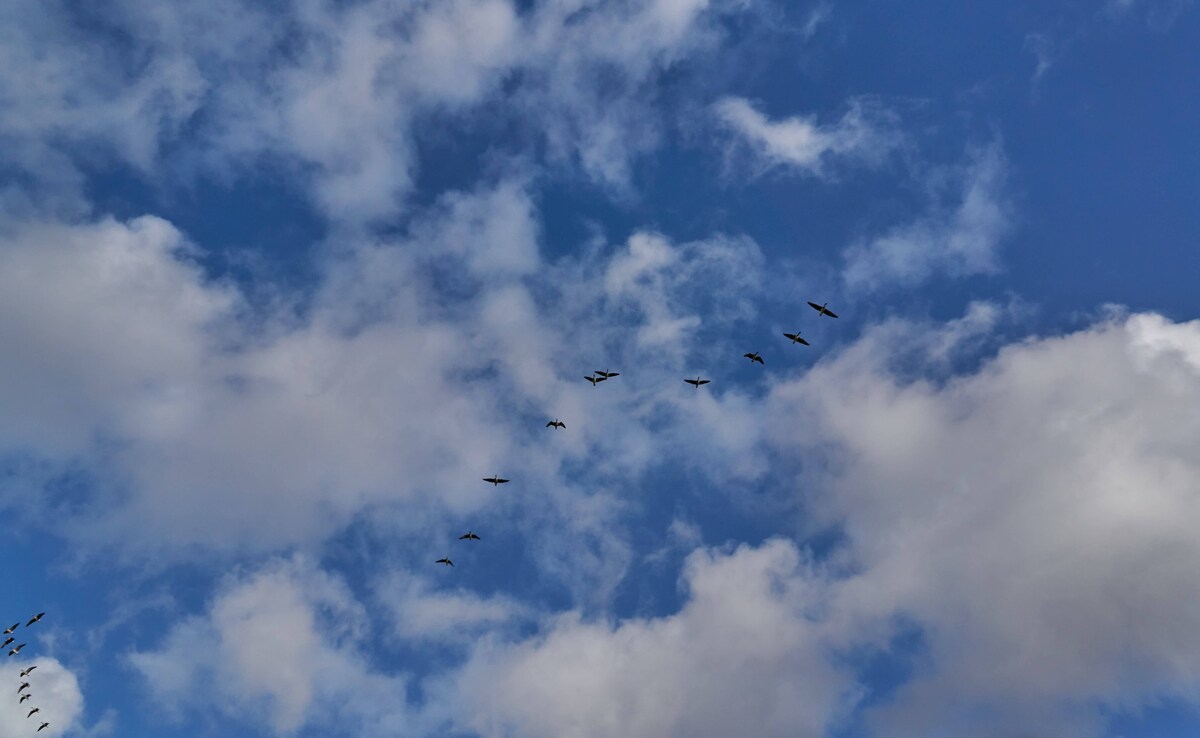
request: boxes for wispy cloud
[714,96,900,178]
[842,140,1010,290]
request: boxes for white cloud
[454,539,859,738]
[0,194,773,579]
[129,556,411,736]
[842,141,1009,290]
[376,574,531,646]
[0,658,84,738]
[0,0,753,222]
[715,96,899,177]
[766,309,1200,734]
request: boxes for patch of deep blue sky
[8,2,1200,737]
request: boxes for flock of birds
[433,300,839,568]
[6,612,50,733]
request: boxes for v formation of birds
[436,300,838,569]
[5,612,51,733]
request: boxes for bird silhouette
[27,707,39,718]
[25,613,44,627]
[1,637,12,648]
[782,331,810,346]
[585,374,607,385]
[458,532,481,541]
[743,351,764,365]
[807,301,839,318]
[546,419,565,429]
[8,643,26,656]
[19,693,31,704]
[37,722,48,733]
[19,666,36,677]
[684,377,711,388]
[482,476,509,486]
[2,623,17,634]
[595,370,620,379]
[435,558,454,567]
[18,682,29,694]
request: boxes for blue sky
[2,1,1200,737]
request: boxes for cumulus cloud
[129,557,411,736]
[842,141,1010,290]
[376,574,531,646]
[766,309,1200,734]
[715,97,900,177]
[454,539,859,738]
[0,658,84,737]
[0,188,773,579]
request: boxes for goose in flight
[19,693,31,704]
[743,351,764,365]
[27,707,39,718]
[9,643,26,656]
[482,476,509,486]
[26,613,44,627]
[2,637,13,648]
[19,666,36,677]
[38,723,49,733]
[546,419,565,429]
[807,301,838,318]
[595,370,620,379]
[585,374,607,385]
[3,623,17,634]
[782,331,810,346]
[458,531,481,541]
[18,682,29,694]
[435,558,454,567]
[684,377,711,388]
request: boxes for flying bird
[27,707,39,718]
[585,374,607,385]
[25,613,44,627]
[546,419,565,429]
[482,476,509,486]
[595,370,620,379]
[743,352,764,365]
[9,643,26,656]
[807,301,839,318]
[18,683,29,694]
[684,377,711,388]
[19,666,36,677]
[38,723,49,733]
[458,532,481,541]
[3,623,17,634]
[435,558,454,567]
[2,637,13,648]
[782,331,810,346]
[19,693,31,704]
